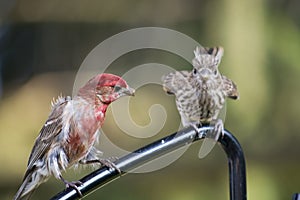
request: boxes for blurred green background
[1,0,300,199]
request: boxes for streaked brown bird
[162,46,239,140]
[14,73,135,200]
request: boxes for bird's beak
[200,68,210,81]
[121,87,135,96]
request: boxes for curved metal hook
[50,126,246,200]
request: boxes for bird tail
[13,167,49,200]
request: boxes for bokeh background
[1,0,300,199]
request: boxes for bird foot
[211,119,224,141]
[189,122,204,138]
[60,176,83,197]
[198,120,223,159]
[80,158,121,174]
[98,158,121,174]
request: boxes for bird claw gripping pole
[51,126,247,200]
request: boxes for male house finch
[162,46,239,140]
[14,73,135,200]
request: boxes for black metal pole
[50,126,247,200]
[219,129,247,200]
[293,194,300,200]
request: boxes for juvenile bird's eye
[193,68,197,75]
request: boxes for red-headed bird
[14,73,135,200]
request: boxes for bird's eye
[114,85,122,92]
[214,70,218,75]
[193,68,197,75]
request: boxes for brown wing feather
[162,71,191,95]
[26,97,70,173]
[222,75,239,100]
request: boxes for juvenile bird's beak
[122,87,135,96]
[199,68,210,81]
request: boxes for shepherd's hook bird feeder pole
[50,126,247,200]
